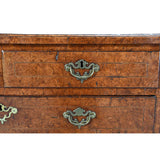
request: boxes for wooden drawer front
[0,96,155,133]
[2,51,159,88]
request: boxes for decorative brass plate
[65,59,100,83]
[0,104,18,124]
[63,107,96,129]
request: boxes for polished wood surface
[1,44,159,52]
[3,51,159,88]
[0,96,155,133]
[0,34,160,44]
[0,34,160,133]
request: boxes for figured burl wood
[0,34,160,44]
[0,48,4,87]
[0,34,159,134]
[2,51,159,88]
[0,96,155,133]
[1,44,159,52]
[0,88,156,96]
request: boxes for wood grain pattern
[3,51,159,88]
[0,34,160,133]
[0,34,160,44]
[1,44,159,52]
[0,47,3,87]
[0,88,156,96]
[0,96,155,133]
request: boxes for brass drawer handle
[65,59,100,83]
[0,104,18,124]
[63,107,96,129]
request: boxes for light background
[0,0,160,160]
[0,0,160,34]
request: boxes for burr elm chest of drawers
[0,34,160,133]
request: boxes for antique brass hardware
[63,107,96,129]
[0,104,18,124]
[65,59,100,83]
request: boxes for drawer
[0,96,156,133]
[2,51,159,88]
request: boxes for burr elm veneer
[0,34,160,133]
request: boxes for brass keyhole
[80,61,83,68]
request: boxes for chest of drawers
[0,34,160,133]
